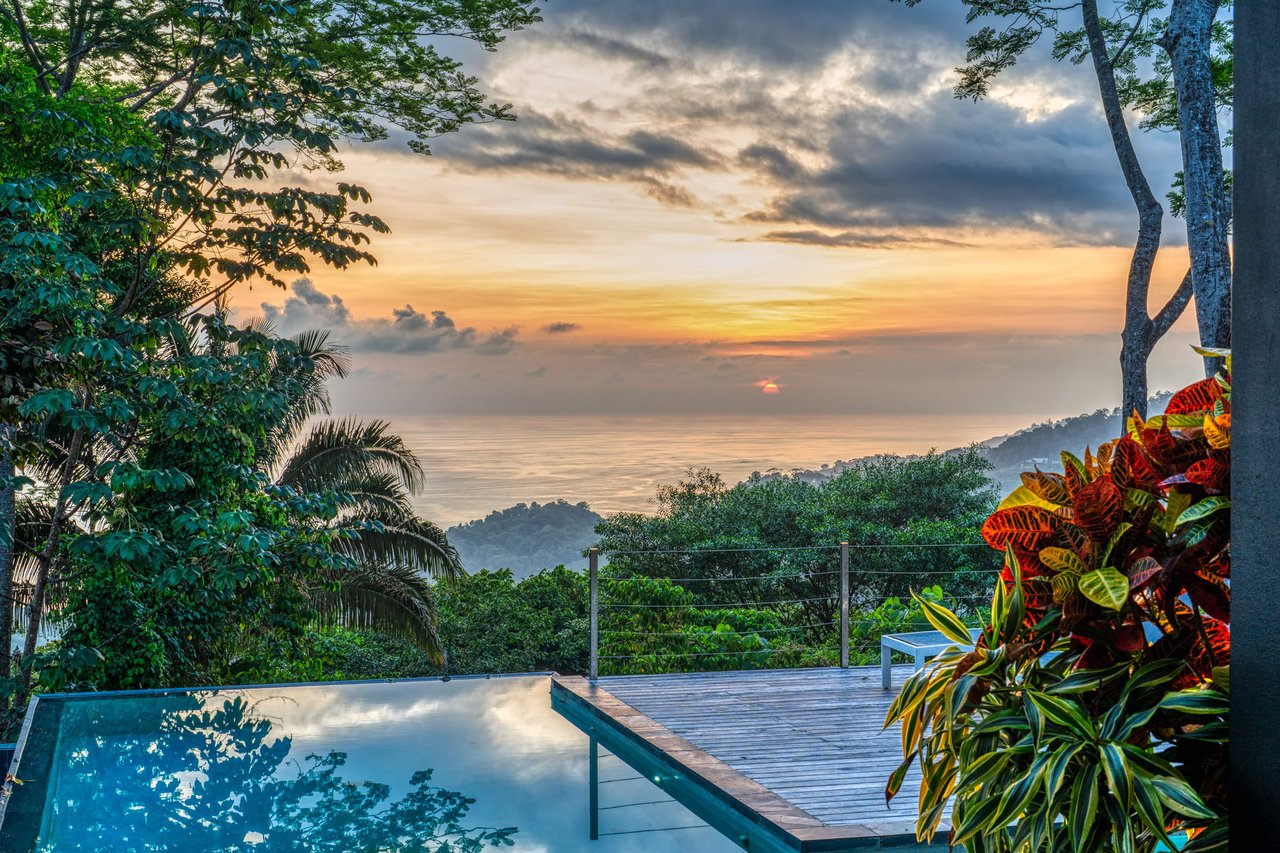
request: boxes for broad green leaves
[1078,566,1130,610]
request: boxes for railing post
[589,547,599,680]
[839,541,850,668]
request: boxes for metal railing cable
[587,542,1000,678]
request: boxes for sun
[760,382,780,395]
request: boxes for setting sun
[761,382,781,395]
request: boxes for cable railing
[587,542,1000,678]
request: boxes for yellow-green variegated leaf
[1040,546,1085,575]
[1145,413,1208,431]
[1051,572,1078,603]
[1079,567,1130,611]
[914,592,973,646]
[998,485,1062,512]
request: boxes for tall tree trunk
[1082,0,1174,419]
[0,424,14,711]
[1162,0,1231,372]
[17,426,84,706]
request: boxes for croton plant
[886,351,1231,853]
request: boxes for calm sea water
[382,414,1026,526]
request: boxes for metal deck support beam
[588,729,600,840]
[1232,2,1280,841]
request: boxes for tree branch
[1151,268,1194,341]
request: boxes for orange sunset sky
[231,0,1210,419]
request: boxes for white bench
[881,628,981,690]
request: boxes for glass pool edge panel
[551,684,800,853]
[0,695,65,851]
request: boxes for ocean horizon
[375,413,1037,527]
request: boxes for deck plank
[552,666,949,850]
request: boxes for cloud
[525,366,548,378]
[750,230,970,249]
[541,322,582,334]
[442,109,718,208]
[426,0,1184,247]
[261,279,519,356]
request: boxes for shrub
[886,353,1231,853]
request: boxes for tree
[1,0,538,709]
[272,416,464,659]
[1159,0,1232,367]
[595,453,1002,629]
[901,0,1231,417]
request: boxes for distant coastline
[435,400,1172,575]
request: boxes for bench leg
[914,652,925,672]
[881,644,892,690]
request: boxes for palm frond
[275,418,425,496]
[333,471,415,519]
[336,513,463,583]
[309,562,443,662]
[291,328,351,385]
[256,329,352,470]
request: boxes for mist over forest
[448,398,1173,576]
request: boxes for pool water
[0,675,741,852]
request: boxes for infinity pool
[0,675,740,852]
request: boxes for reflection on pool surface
[0,675,740,852]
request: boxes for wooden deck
[551,666,948,852]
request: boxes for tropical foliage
[886,354,1231,852]
[265,368,464,658]
[596,453,1002,622]
[1,0,534,721]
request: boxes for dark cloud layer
[433,0,1185,247]
[262,279,519,356]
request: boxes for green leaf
[1132,776,1175,850]
[988,756,1045,831]
[1158,689,1229,715]
[1177,496,1230,526]
[1099,742,1131,807]
[913,592,974,646]
[1070,764,1100,853]
[1151,775,1216,820]
[1078,567,1130,610]
[1045,742,1085,803]
[952,793,1003,845]
[1046,661,1130,695]
[1027,690,1096,738]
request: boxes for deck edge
[551,674,944,851]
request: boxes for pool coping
[551,674,946,851]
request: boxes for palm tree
[256,327,463,662]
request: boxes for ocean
[381,414,1028,527]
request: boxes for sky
[233,0,1211,419]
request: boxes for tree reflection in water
[42,694,517,852]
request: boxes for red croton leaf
[1186,570,1231,622]
[981,505,1063,551]
[1140,424,1212,472]
[1072,475,1123,541]
[1110,435,1160,491]
[1183,617,1231,686]
[1126,556,1163,590]
[1165,377,1224,415]
[1020,470,1072,506]
[1185,457,1230,494]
